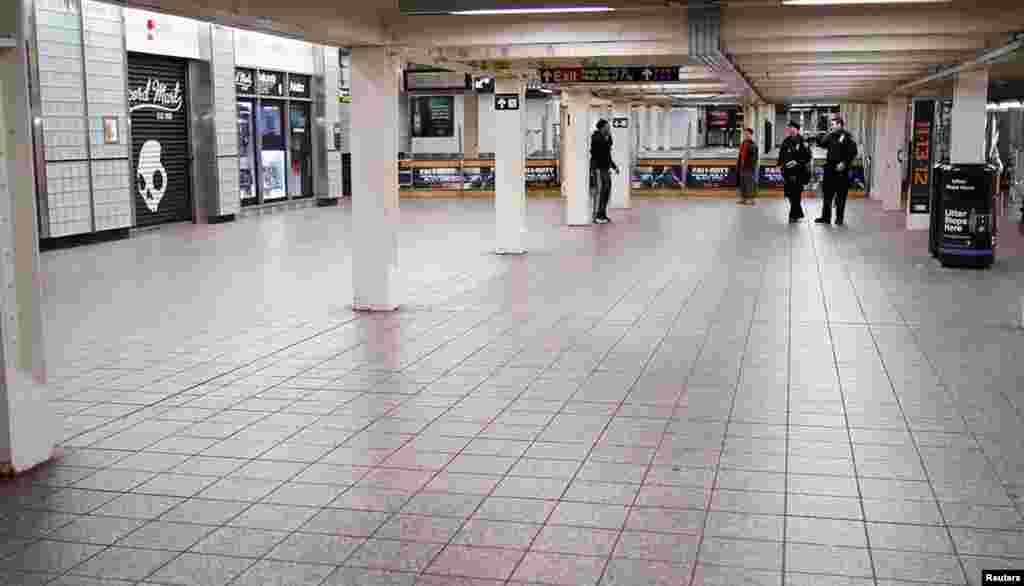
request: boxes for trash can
[937,163,998,269]
[929,163,949,259]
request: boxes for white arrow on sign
[497,98,507,109]
[642,68,653,81]
[542,70,552,82]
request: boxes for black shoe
[789,218,800,223]
[815,217,830,224]
[594,216,609,224]
[835,219,844,226]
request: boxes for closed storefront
[128,53,192,227]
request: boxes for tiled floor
[3,197,1023,585]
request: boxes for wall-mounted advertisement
[687,164,737,188]
[260,150,287,199]
[632,166,683,189]
[463,167,495,190]
[412,167,463,189]
[526,166,558,189]
[706,109,732,130]
[759,165,785,188]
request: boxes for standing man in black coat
[590,119,619,224]
[779,121,812,223]
[816,117,858,226]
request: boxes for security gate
[127,53,192,227]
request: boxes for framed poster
[687,164,737,188]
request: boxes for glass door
[238,98,258,206]
[258,100,287,201]
[288,102,312,197]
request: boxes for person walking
[590,119,619,224]
[737,127,759,205]
[816,116,858,225]
[779,121,812,222]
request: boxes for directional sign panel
[538,67,684,84]
[494,93,520,111]
[612,117,629,129]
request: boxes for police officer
[779,121,811,223]
[816,116,858,226]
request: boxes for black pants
[821,169,850,223]
[593,168,612,219]
[785,179,804,220]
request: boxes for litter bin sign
[938,163,997,268]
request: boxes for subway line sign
[539,66,685,84]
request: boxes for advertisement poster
[412,167,463,189]
[909,100,935,214]
[526,166,559,189]
[687,165,737,188]
[706,109,732,130]
[759,166,785,188]
[632,166,683,189]
[462,167,495,190]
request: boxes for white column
[880,95,909,211]
[871,105,888,201]
[610,101,633,210]
[951,68,989,165]
[494,79,527,254]
[644,106,655,152]
[350,47,401,311]
[0,12,60,474]
[561,89,592,226]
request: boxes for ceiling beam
[725,34,993,55]
[388,12,687,47]
[735,52,977,67]
[722,4,1024,40]
[410,41,690,63]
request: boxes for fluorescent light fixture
[783,0,948,4]
[671,94,720,99]
[450,6,615,14]
[539,88,554,93]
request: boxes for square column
[610,101,633,210]
[561,89,592,226]
[494,78,526,254]
[0,12,60,474]
[350,47,401,311]
[644,106,656,152]
[659,106,671,152]
[880,95,909,211]
[951,68,989,165]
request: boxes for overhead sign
[909,100,935,214]
[404,70,471,92]
[494,94,520,111]
[612,117,629,129]
[539,66,684,84]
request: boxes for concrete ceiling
[120,0,1024,106]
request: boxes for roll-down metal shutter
[128,53,192,227]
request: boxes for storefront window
[237,68,315,205]
[411,96,454,137]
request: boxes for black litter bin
[929,163,949,258]
[936,163,998,269]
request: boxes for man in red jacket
[737,128,759,205]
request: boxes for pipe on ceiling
[891,33,1024,94]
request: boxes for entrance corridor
[2,199,1023,585]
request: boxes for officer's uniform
[779,130,811,222]
[818,126,858,225]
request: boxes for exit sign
[494,94,520,111]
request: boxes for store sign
[404,70,470,92]
[538,66,683,84]
[257,71,284,97]
[494,94,520,111]
[909,100,935,214]
[235,69,254,94]
[687,165,737,188]
[124,9,201,60]
[289,75,310,99]
[128,77,183,120]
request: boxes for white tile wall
[46,161,93,237]
[91,159,131,231]
[327,151,342,198]
[212,26,238,158]
[36,0,88,162]
[217,157,240,216]
[324,50,340,152]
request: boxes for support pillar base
[352,304,400,312]
[495,249,526,255]
[907,214,929,231]
[0,446,63,479]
